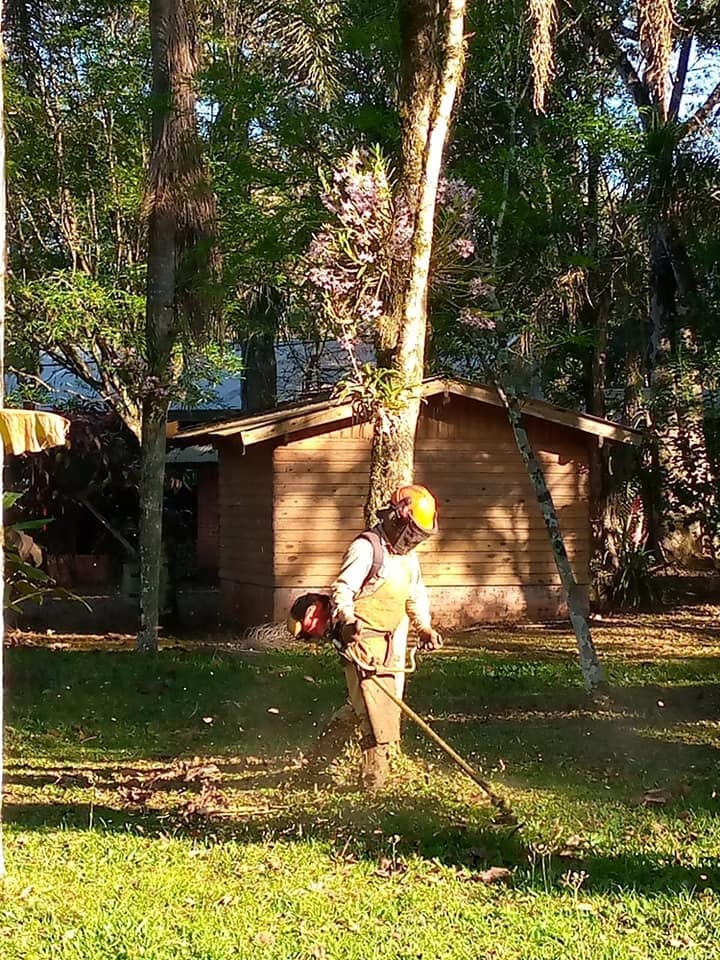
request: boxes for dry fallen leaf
[472,866,512,884]
[179,782,229,818]
[117,785,152,805]
[376,854,408,878]
[559,834,587,857]
[256,931,276,947]
[184,762,221,783]
[668,936,694,949]
[643,788,673,805]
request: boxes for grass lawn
[2,605,720,959]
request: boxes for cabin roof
[173,377,643,448]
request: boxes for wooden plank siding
[415,396,590,590]
[218,440,276,623]
[267,394,591,625]
[272,420,370,598]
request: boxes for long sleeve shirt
[331,534,432,633]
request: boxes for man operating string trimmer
[331,483,443,791]
[288,484,443,791]
[288,484,512,816]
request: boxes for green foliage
[2,0,719,576]
[600,543,657,609]
[10,272,144,352]
[333,362,416,428]
[3,492,89,614]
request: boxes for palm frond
[259,0,343,107]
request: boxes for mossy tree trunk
[366,0,467,523]
[497,383,606,693]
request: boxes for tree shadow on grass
[6,786,720,898]
[3,785,526,871]
[8,694,719,816]
[6,641,720,897]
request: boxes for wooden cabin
[175,378,640,628]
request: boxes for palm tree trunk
[137,0,177,652]
[496,383,606,692]
[138,0,216,649]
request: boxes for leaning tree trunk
[496,383,606,692]
[366,0,466,523]
[138,0,217,650]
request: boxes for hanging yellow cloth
[0,409,70,455]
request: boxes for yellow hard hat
[391,484,438,534]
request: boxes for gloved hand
[417,627,443,652]
[340,619,363,648]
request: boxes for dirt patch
[450,604,720,661]
[7,604,720,661]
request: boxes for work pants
[343,616,409,745]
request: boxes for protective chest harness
[352,551,414,635]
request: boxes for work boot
[360,742,390,793]
[302,703,359,778]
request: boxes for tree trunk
[581,146,611,571]
[137,402,171,650]
[138,0,215,649]
[241,287,280,413]
[241,333,276,413]
[497,383,606,692]
[366,0,466,523]
[137,197,174,651]
[647,211,717,561]
[137,0,180,652]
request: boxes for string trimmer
[340,643,518,825]
[287,593,518,825]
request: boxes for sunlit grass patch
[3,609,720,958]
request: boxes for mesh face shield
[378,506,432,555]
[392,519,432,554]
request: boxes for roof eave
[421,378,644,445]
[173,377,644,447]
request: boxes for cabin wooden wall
[414,395,590,623]
[218,440,276,624]
[269,395,591,626]
[272,420,372,620]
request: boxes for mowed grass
[2,606,720,959]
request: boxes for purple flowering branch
[306,147,481,355]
